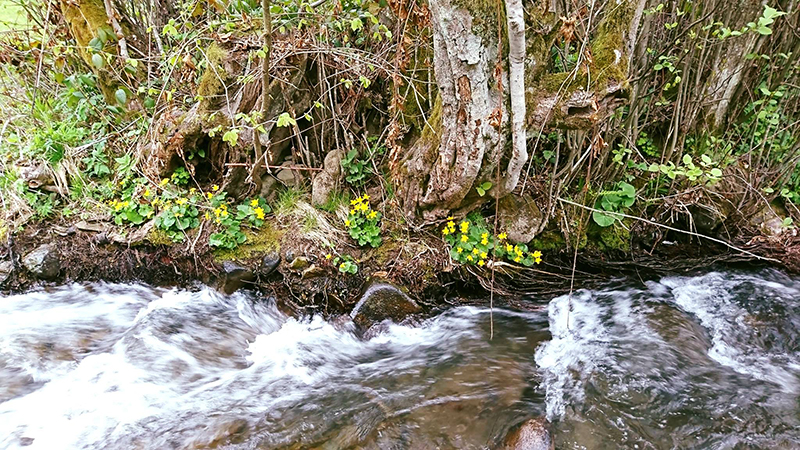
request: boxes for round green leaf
[114,88,127,105]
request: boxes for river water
[0,270,798,449]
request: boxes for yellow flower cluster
[213,203,229,222]
[441,217,456,235]
[110,200,130,211]
[349,194,371,215]
[254,206,266,220]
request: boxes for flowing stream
[1,270,799,449]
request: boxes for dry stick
[557,197,780,262]
[488,0,505,341]
[252,0,273,182]
[224,162,322,171]
[103,0,130,60]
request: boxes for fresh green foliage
[646,154,722,183]
[82,145,111,178]
[340,148,370,186]
[332,254,358,274]
[475,181,492,197]
[345,194,381,247]
[170,167,191,186]
[592,182,636,227]
[441,214,542,267]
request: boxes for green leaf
[592,211,616,227]
[114,88,127,105]
[762,5,786,20]
[709,168,722,178]
[222,129,239,146]
[91,54,104,69]
[350,18,363,31]
[276,112,296,128]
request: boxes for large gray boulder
[311,149,344,207]
[350,281,421,330]
[22,245,60,280]
[502,418,554,450]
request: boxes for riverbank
[3,190,799,318]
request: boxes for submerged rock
[351,281,421,330]
[499,194,543,243]
[219,261,255,294]
[502,418,554,450]
[22,244,60,280]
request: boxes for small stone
[0,260,13,285]
[285,250,295,263]
[289,256,310,271]
[219,261,255,294]
[260,252,280,276]
[499,194,543,243]
[502,418,554,450]
[301,264,325,279]
[22,244,60,280]
[351,281,421,331]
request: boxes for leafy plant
[340,149,370,186]
[345,194,381,247]
[592,181,636,227]
[441,214,542,267]
[475,181,492,197]
[82,144,111,178]
[170,167,191,186]
[332,254,358,274]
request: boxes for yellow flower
[176,198,187,205]
[447,220,455,229]
[325,253,332,260]
[367,211,377,220]
[340,263,346,269]
[189,188,196,193]
[456,247,463,253]
[481,237,489,245]
[151,198,159,205]
[345,220,351,226]
[532,250,542,259]
[467,255,474,262]
[514,256,522,263]
[480,252,487,258]
[212,184,219,191]
[350,209,356,215]
[143,189,151,198]
[350,199,358,205]
[446,216,454,221]
[459,221,469,233]
[214,207,221,216]
[442,227,450,235]
[160,178,169,186]
[498,232,507,240]
[250,199,259,207]
[472,248,479,255]
[478,260,485,267]
[534,257,542,264]
[204,212,210,220]
[481,232,488,239]
[363,194,370,200]
[505,244,514,252]
[460,234,468,243]
[254,207,265,220]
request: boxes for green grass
[0,0,25,31]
